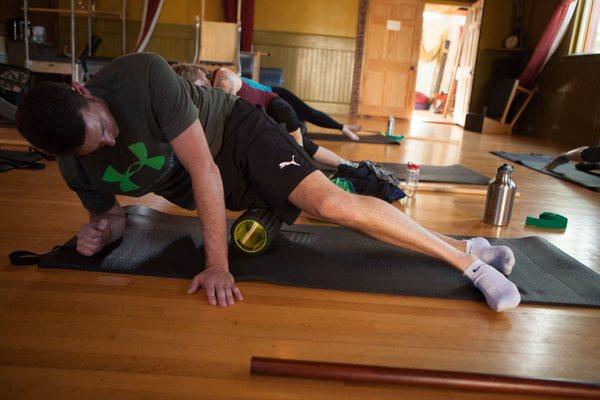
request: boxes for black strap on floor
[319,162,490,185]
[10,206,600,307]
[491,151,600,192]
[9,245,71,266]
[308,132,401,145]
[0,148,55,172]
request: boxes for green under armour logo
[102,142,165,192]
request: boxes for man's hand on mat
[188,266,243,307]
[76,218,110,256]
[546,146,589,171]
[545,155,569,171]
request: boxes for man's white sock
[465,237,515,275]
[464,260,521,312]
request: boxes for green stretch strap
[378,131,405,142]
[525,212,568,229]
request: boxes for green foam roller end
[331,177,356,193]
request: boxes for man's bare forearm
[170,120,229,272]
[189,163,229,270]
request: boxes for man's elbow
[206,161,221,177]
[186,158,221,180]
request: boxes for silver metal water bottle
[483,164,517,226]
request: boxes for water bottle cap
[407,162,420,170]
[497,164,514,174]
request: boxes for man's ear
[72,82,93,98]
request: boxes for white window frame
[570,0,600,55]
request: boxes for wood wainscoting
[253,30,356,116]
[56,24,356,116]
[520,53,600,146]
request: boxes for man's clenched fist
[76,218,110,256]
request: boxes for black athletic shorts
[214,99,317,224]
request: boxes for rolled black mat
[319,163,490,185]
[308,132,401,145]
[491,151,600,192]
[11,206,600,307]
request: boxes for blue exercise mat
[491,151,600,191]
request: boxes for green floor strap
[378,131,405,142]
[525,212,568,229]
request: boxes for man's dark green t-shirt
[58,53,238,214]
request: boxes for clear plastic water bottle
[405,162,420,198]
[387,116,395,135]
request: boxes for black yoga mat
[14,206,600,307]
[0,118,16,127]
[491,151,600,192]
[319,163,491,185]
[0,149,49,172]
[309,131,402,145]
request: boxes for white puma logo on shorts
[279,155,300,169]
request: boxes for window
[571,0,600,54]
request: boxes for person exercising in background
[546,145,600,171]
[173,63,353,168]
[241,75,362,141]
[173,64,361,140]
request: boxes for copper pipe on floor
[250,357,600,398]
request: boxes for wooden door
[358,0,424,118]
[453,0,484,126]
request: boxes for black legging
[271,86,344,131]
[582,145,600,162]
[266,97,319,157]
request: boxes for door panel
[389,26,414,62]
[359,0,424,118]
[383,73,408,106]
[363,71,386,106]
[453,0,484,126]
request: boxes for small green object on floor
[331,177,356,193]
[378,131,405,142]
[525,212,568,230]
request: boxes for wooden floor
[1,117,599,399]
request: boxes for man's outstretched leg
[289,171,521,312]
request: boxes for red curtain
[133,0,165,52]
[222,0,255,52]
[518,0,578,87]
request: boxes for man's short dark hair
[16,82,88,155]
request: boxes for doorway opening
[413,3,467,123]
